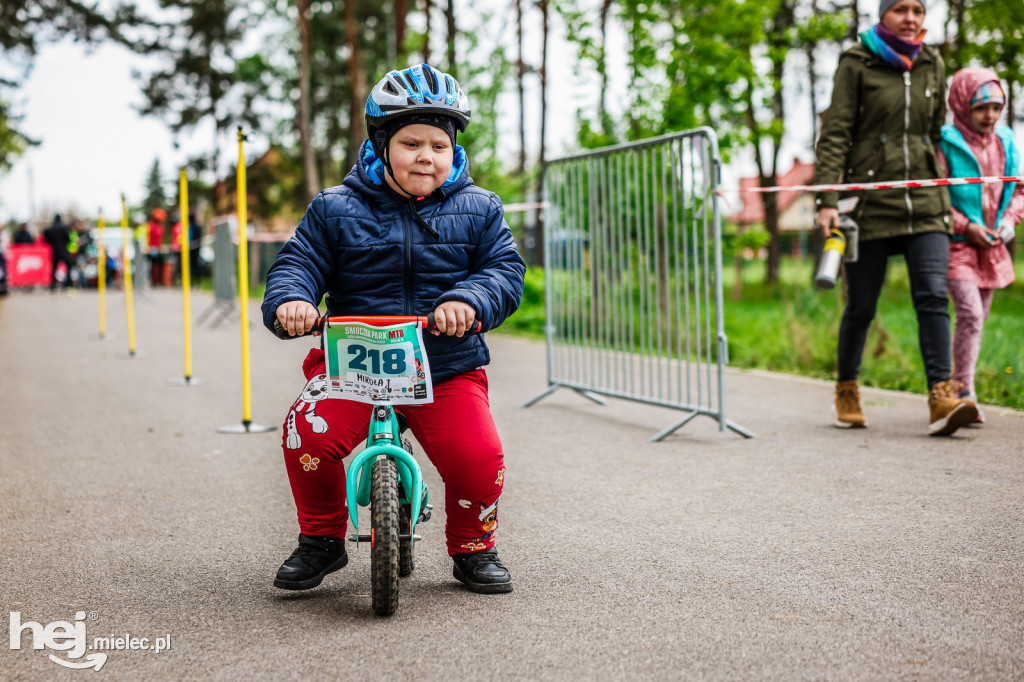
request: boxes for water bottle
[815,228,846,289]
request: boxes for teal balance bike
[274,313,478,616]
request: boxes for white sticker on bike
[323,320,433,404]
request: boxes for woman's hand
[816,208,840,237]
[964,222,1002,248]
[432,301,477,337]
[276,300,320,336]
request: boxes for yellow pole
[237,128,253,427]
[121,195,137,356]
[97,209,107,338]
[179,169,194,382]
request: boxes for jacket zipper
[403,211,413,315]
[903,70,914,232]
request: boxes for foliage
[454,32,518,196]
[134,1,259,185]
[0,0,153,55]
[497,265,547,339]
[0,102,35,175]
[556,0,848,283]
[143,158,169,215]
[957,0,1024,126]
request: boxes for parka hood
[355,138,469,195]
[948,67,1003,141]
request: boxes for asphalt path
[1,288,1022,681]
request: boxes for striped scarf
[860,23,926,72]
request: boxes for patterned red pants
[281,349,505,556]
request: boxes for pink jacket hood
[947,67,1003,142]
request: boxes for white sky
[0,40,181,224]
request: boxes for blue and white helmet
[365,64,471,137]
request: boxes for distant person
[148,208,167,286]
[813,0,977,435]
[42,214,73,291]
[188,212,204,284]
[0,230,7,296]
[939,68,1022,424]
[70,219,93,288]
[170,214,183,285]
[13,223,34,245]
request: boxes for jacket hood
[948,67,1003,141]
[353,138,470,197]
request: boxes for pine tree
[143,158,168,215]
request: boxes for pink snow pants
[949,278,995,396]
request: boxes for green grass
[719,257,1024,410]
[506,258,1024,411]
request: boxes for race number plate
[323,320,433,404]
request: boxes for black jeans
[837,231,951,389]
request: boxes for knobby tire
[370,458,400,616]
[399,509,414,577]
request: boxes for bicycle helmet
[365,64,471,139]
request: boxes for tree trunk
[848,0,859,42]
[297,0,319,202]
[627,8,641,139]
[395,0,409,63]
[759,1,795,285]
[345,0,368,171]
[1009,82,1016,132]
[446,0,456,74]
[599,0,612,127]
[516,0,526,175]
[806,0,819,148]
[732,224,745,300]
[424,0,432,64]
[953,0,967,68]
[535,0,549,267]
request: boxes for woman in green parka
[814,0,978,436]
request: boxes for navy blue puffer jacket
[261,139,526,383]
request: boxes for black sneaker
[452,549,514,594]
[273,534,348,590]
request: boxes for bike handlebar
[272,314,482,340]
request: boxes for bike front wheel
[370,457,400,616]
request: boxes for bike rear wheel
[370,458,400,616]
[398,436,415,577]
[399,507,414,577]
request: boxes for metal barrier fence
[197,216,290,327]
[197,216,238,327]
[523,127,754,441]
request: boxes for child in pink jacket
[939,68,1024,421]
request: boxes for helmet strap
[376,133,440,239]
[378,133,418,199]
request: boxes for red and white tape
[740,175,1023,194]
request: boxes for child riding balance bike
[261,63,526,601]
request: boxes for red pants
[281,349,506,555]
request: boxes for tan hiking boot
[833,380,867,428]
[928,380,978,436]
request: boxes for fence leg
[522,384,561,408]
[574,389,608,405]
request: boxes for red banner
[5,245,52,287]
